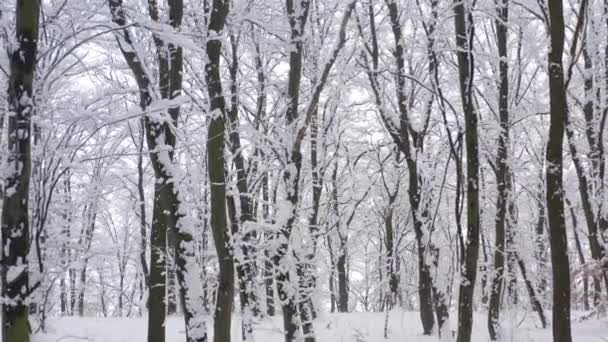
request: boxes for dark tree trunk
[546,1,573,341]
[362,2,438,334]
[109,0,203,340]
[337,240,348,313]
[535,181,548,297]
[331,163,349,313]
[273,1,352,340]
[488,1,509,339]
[453,1,481,341]
[274,2,312,341]
[78,263,87,316]
[480,231,489,305]
[328,234,337,313]
[136,118,149,297]
[205,2,234,342]
[255,38,275,318]
[167,255,177,315]
[582,45,605,306]
[227,27,259,338]
[568,200,589,311]
[69,267,77,315]
[516,253,547,328]
[2,1,39,341]
[262,175,275,317]
[108,0,165,339]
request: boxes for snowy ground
[29,311,607,342]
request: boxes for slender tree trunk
[337,239,348,313]
[366,2,437,333]
[516,253,547,328]
[546,1,572,340]
[110,0,205,339]
[205,2,234,342]
[535,181,548,298]
[137,117,149,297]
[328,235,337,313]
[488,1,509,338]
[2,1,39,341]
[78,262,87,316]
[274,2,312,341]
[227,28,259,340]
[480,231,489,305]
[453,1,481,341]
[262,174,275,317]
[255,38,275,318]
[582,45,606,306]
[568,200,590,311]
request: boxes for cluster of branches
[1,1,608,342]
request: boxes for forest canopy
[0,0,607,341]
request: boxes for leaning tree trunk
[453,1,481,341]
[568,200,589,311]
[109,0,205,340]
[546,0,572,341]
[2,1,40,341]
[366,1,438,333]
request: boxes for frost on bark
[2,1,40,341]
[227,24,259,340]
[109,0,205,340]
[204,2,236,342]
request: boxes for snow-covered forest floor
[28,312,607,342]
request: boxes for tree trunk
[205,2,234,342]
[1,1,39,341]
[535,180,548,297]
[167,253,177,315]
[546,1,573,340]
[274,1,312,341]
[262,174,276,317]
[366,2,437,333]
[516,253,547,328]
[110,0,205,339]
[453,1,481,341]
[582,45,606,306]
[568,200,590,311]
[136,117,149,300]
[488,1,509,339]
[78,263,87,316]
[227,27,259,339]
[328,234,337,313]
[337,239,348,313]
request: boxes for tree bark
[568,200,590,311]
[453,1,481,341]
[205,2,234,342]
[1,1,40,341]
[227,27,259,339]
[488,0,509,339]
[516,253,547,328]
[273,1,312,341]
[109,0,204,340]
[546,1,573,340]
[362,1,439,333]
